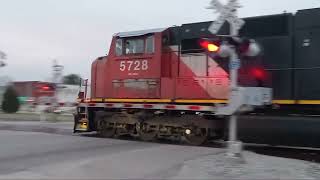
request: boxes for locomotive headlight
[185,129,192,135]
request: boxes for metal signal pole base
[226,115,243,158]
[226,141,243,158]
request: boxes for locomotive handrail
[162,48,206,53]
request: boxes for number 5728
[119,60,148,71]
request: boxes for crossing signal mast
[207,0,273,157]
[51,60,64,113]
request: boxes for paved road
[0,121,319,179]
[0,130,224,179]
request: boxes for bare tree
[63,74,81,85]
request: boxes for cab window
[116,39,123,56]
[145,36,155,53]
[115,35,155,56]
[125,39,144,54]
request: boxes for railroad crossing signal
[207,0,272,158]
[208,0,245,158]
[207,0,245,35]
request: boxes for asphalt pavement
[0,130,224,179]
[0,120,319,179]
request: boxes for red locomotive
[74,25,265,145]
[74,8,320,147]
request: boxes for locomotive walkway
[0,120,319,179]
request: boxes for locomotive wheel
[139,122,158,142]
[97,120,116,138]
[184,127,208,146]
[99,128,116,138]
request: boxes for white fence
[22,84,83,114]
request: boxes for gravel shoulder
[174,151,320,179]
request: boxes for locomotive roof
[114,28,167,38]
[112,8,320,45]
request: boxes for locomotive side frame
[75,102,227,145]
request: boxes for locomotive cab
[91,28,167,100]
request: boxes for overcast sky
[0,0,319,81]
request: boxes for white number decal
[142,60,148,70]
[127,61,133,71]
[134,61,140,71]
[120,61,126,71]
[119,60,148,72]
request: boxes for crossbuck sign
[207,0,245,35]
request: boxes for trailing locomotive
[74,8,320,147]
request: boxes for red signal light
[199,40,220,52]
[251,67,267,80]
[42,86,51,91]
[39,84,54,91]
[199,40,209,49]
